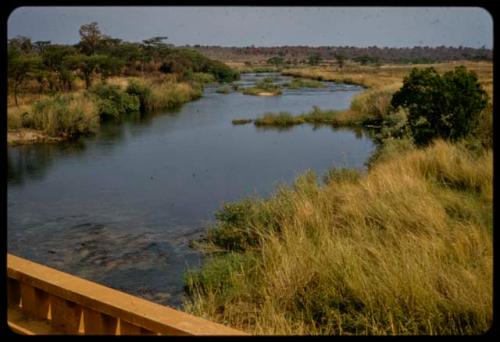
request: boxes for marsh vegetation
[184,61,493,335]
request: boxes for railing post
[49,295,83,334]
[82,308,118,335]
[7,278,21,308]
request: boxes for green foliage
[334,53,346,68]
[254,112,304,126]
[353,55,380,65]
[378,107,411,140]
[29,94,99,137]
[308,53,322,66]
[188,72,216,84]
[207,200,260,252]
[78,22,104,55]
[267,56,285,66]
[391,66,489,145]
[285,78,325,89]
[66,54,123,88]
[232,119,253,125]
[126,80,152,113]
[8,54,42,105]
[216,85,231,94]
[159,48,239,82]
[90,83,140,120]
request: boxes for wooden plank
[50,295,83,334]
[7,254,248,335]
[34,288,51,320]
[20,283,37,317]
[119,320,142,335]
[83,308,118,335]
[7,278,21,308]
[7,307,64,335]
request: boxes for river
[7,73,375,308]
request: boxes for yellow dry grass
[185,140,493,335]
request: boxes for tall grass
[185,140,493,335]
[350,85,401,123]
[284,78,326,89]
[22,93,99,137]
[127,79,202,113]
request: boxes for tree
[33,40,51,54]
[8,36,33,54]
[391,66,488,145]
[8,52,41,105]
[334,53,346,68]
[42,45,77,90]
[308,53,322,66]
[79,22,103,55]
[66,54,122,88]
[267,56,284,67]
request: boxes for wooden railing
[7,253,249,335]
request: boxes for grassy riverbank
[239,61,492,130]
[7,75,203,145]
[184,139,493,335]
[184,60,493,335]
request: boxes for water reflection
[8,73,375,308]
[7,141,87,185]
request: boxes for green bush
[216,85,231,94]
[391,66,489,145]
[126,80,152,113]
[90,83,140,119]
[159,48,239,83]
[207,200,261,252]
[29,94,99,137]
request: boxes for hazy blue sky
[8,7,493,48]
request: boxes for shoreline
[8,129,65,146]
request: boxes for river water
[7,73,375,308]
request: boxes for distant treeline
[8,22,238,104]
[185,45,492,64]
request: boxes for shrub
[29,93,99,137]
[126,80,152,113]
[216,85,231,94]
[391,66,489,145]
[90,83,139,120]
[232,119,253,125]
[378,107,411,140]
[254,112,304,126]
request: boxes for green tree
[267,56,284,67]
[334,53,346,68]
[8,36,33,54]
[78,22,103,55]
[66,54,122,88]
[308,53,322,66]
[41,45,77,90]
[391,66,488,145]
[8,52,41,105]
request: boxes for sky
[7,7,493,48]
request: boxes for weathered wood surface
[7,253,249,335]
